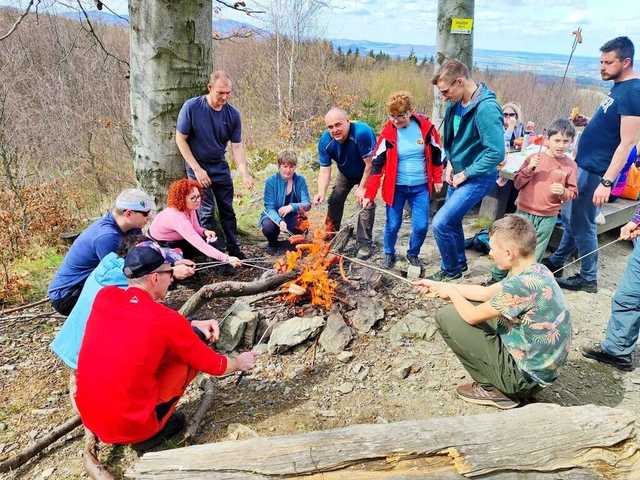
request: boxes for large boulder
[349,298,385,333]
[268,316,326,354]
[216,300,258,352]
[319,312,353,353]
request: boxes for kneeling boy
[415,215,571,409]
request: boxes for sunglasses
[132,210,150,217]
[438,78,459,95]
[503,112,517,118]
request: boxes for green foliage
[11,246,64,301]
[248,148,279,172]
[473,216,494,230]
[360,97,383,132]
[406,48,418,65]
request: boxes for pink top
[514,152,578,217]
[149,208,228,261]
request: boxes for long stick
[0,297,49,315]
[336,253,413,285]
[552,237,623,274]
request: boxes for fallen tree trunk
[0,415,82,473]
[127,404,639,479]
[179,272,297,318]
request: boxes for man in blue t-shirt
[544,37,640,293]
[176,70,254,260]
[315,108,376,259]
[47,189,155,315]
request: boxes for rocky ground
[1,205,640,480]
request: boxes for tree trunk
[129,0,213,207]
[431,0,475,127]
[127,404,640,479]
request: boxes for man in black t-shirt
[544,37,640,293]
[176,70,255,259]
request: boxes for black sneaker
[406,255,423,268]
[541,257,564,278]
[581,344,633,372]
[383,253,396,269]
[426,270,462,282]
[227,247,246,260]
[131,412,186,454]
[460,263,469,273]
[557,274,597,293]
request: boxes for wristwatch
[600,178,614,188]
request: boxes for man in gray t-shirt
[176,70,254,258]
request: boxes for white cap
[114,188,156,212]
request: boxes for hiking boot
[456,382,520,410]
[383,253,396,269]
[266,243,280,256]
[557,274,597,293]
[131,412,186,454]
[356,244,373,260]
[426,270,462,282]
[406,255,423,268]
[581,344,633,372]
[541,257,564,278]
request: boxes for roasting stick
[335,253,414,285]
[551,237,624,275]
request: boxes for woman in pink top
[149,179,240,266]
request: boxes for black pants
[261,214,302,245]
[187,165,240,254]
[50,284,84,315]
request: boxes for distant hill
[56,10,603,86]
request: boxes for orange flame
[274,215,338,310]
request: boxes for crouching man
[415,215,571,409]
[75,245,256,450]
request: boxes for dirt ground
[1,206,640,480]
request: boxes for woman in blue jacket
[260,150,311,253]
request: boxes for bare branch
[95,0,128,23]
[0,0,36,41]
[75,0,129,68]
[214,0,265,15]
[213,28,255,41]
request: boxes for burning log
[179,272,297,318]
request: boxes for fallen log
[127,404,639,479]
[179,272,297,318]
[0,415,82,473]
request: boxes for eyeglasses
[389,112,410,121]
[438,78,459,96]
[503,112,517,118]
[188,194,201,202]
[132,210,150,217]
[156,269,174,280]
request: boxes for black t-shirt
[577,78,640,176]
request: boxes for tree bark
[129,0,213,206]
[431,0,475,127]
[127,404,640,479]
[179,272,297,318]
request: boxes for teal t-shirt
[452,102,469,137]
[396,119,426,186]
[489,263,571,385]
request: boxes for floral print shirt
[490,263,571,385]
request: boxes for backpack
[464,228,491,255]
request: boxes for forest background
[0,4,605,304]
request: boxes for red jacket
[75,286,228,444]
[365,114,443,206]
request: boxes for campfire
[273,216,348,310]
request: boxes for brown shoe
[456,382,520,410]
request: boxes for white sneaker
[595,212,606,225]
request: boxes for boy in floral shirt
[416,215,571,409]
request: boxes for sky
[2,0,639,57]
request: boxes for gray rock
[268,316,326,354]
[226,423,259,441]
[355,365,370,381]
[335,382,354,394]
[0,364,16,372]
[406,265,422,280]
[0,422,6,431]
[388,310,437,346]
[319,312,353,353]
[318,409,337,418]
[350,298,385,333]
[217,300,258,352]
[38,467,56,480]
[336,351,354,363]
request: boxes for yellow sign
[451,17,473,35]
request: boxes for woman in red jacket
[363,91,443,269]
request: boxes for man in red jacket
[75,244,256,450]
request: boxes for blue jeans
[549,168,599,282]
[384,184,430,256]
[433,173,497,275]
[602,240,640,358]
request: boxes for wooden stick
[0,415,82,473]
[336,254,413,285]
[0,297,50,315]
[184,379,215,441]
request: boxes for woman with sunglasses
[363,91,443,270]
[502,102,525,150]
[149,179,240,266]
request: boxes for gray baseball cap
[114,188,156,212]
